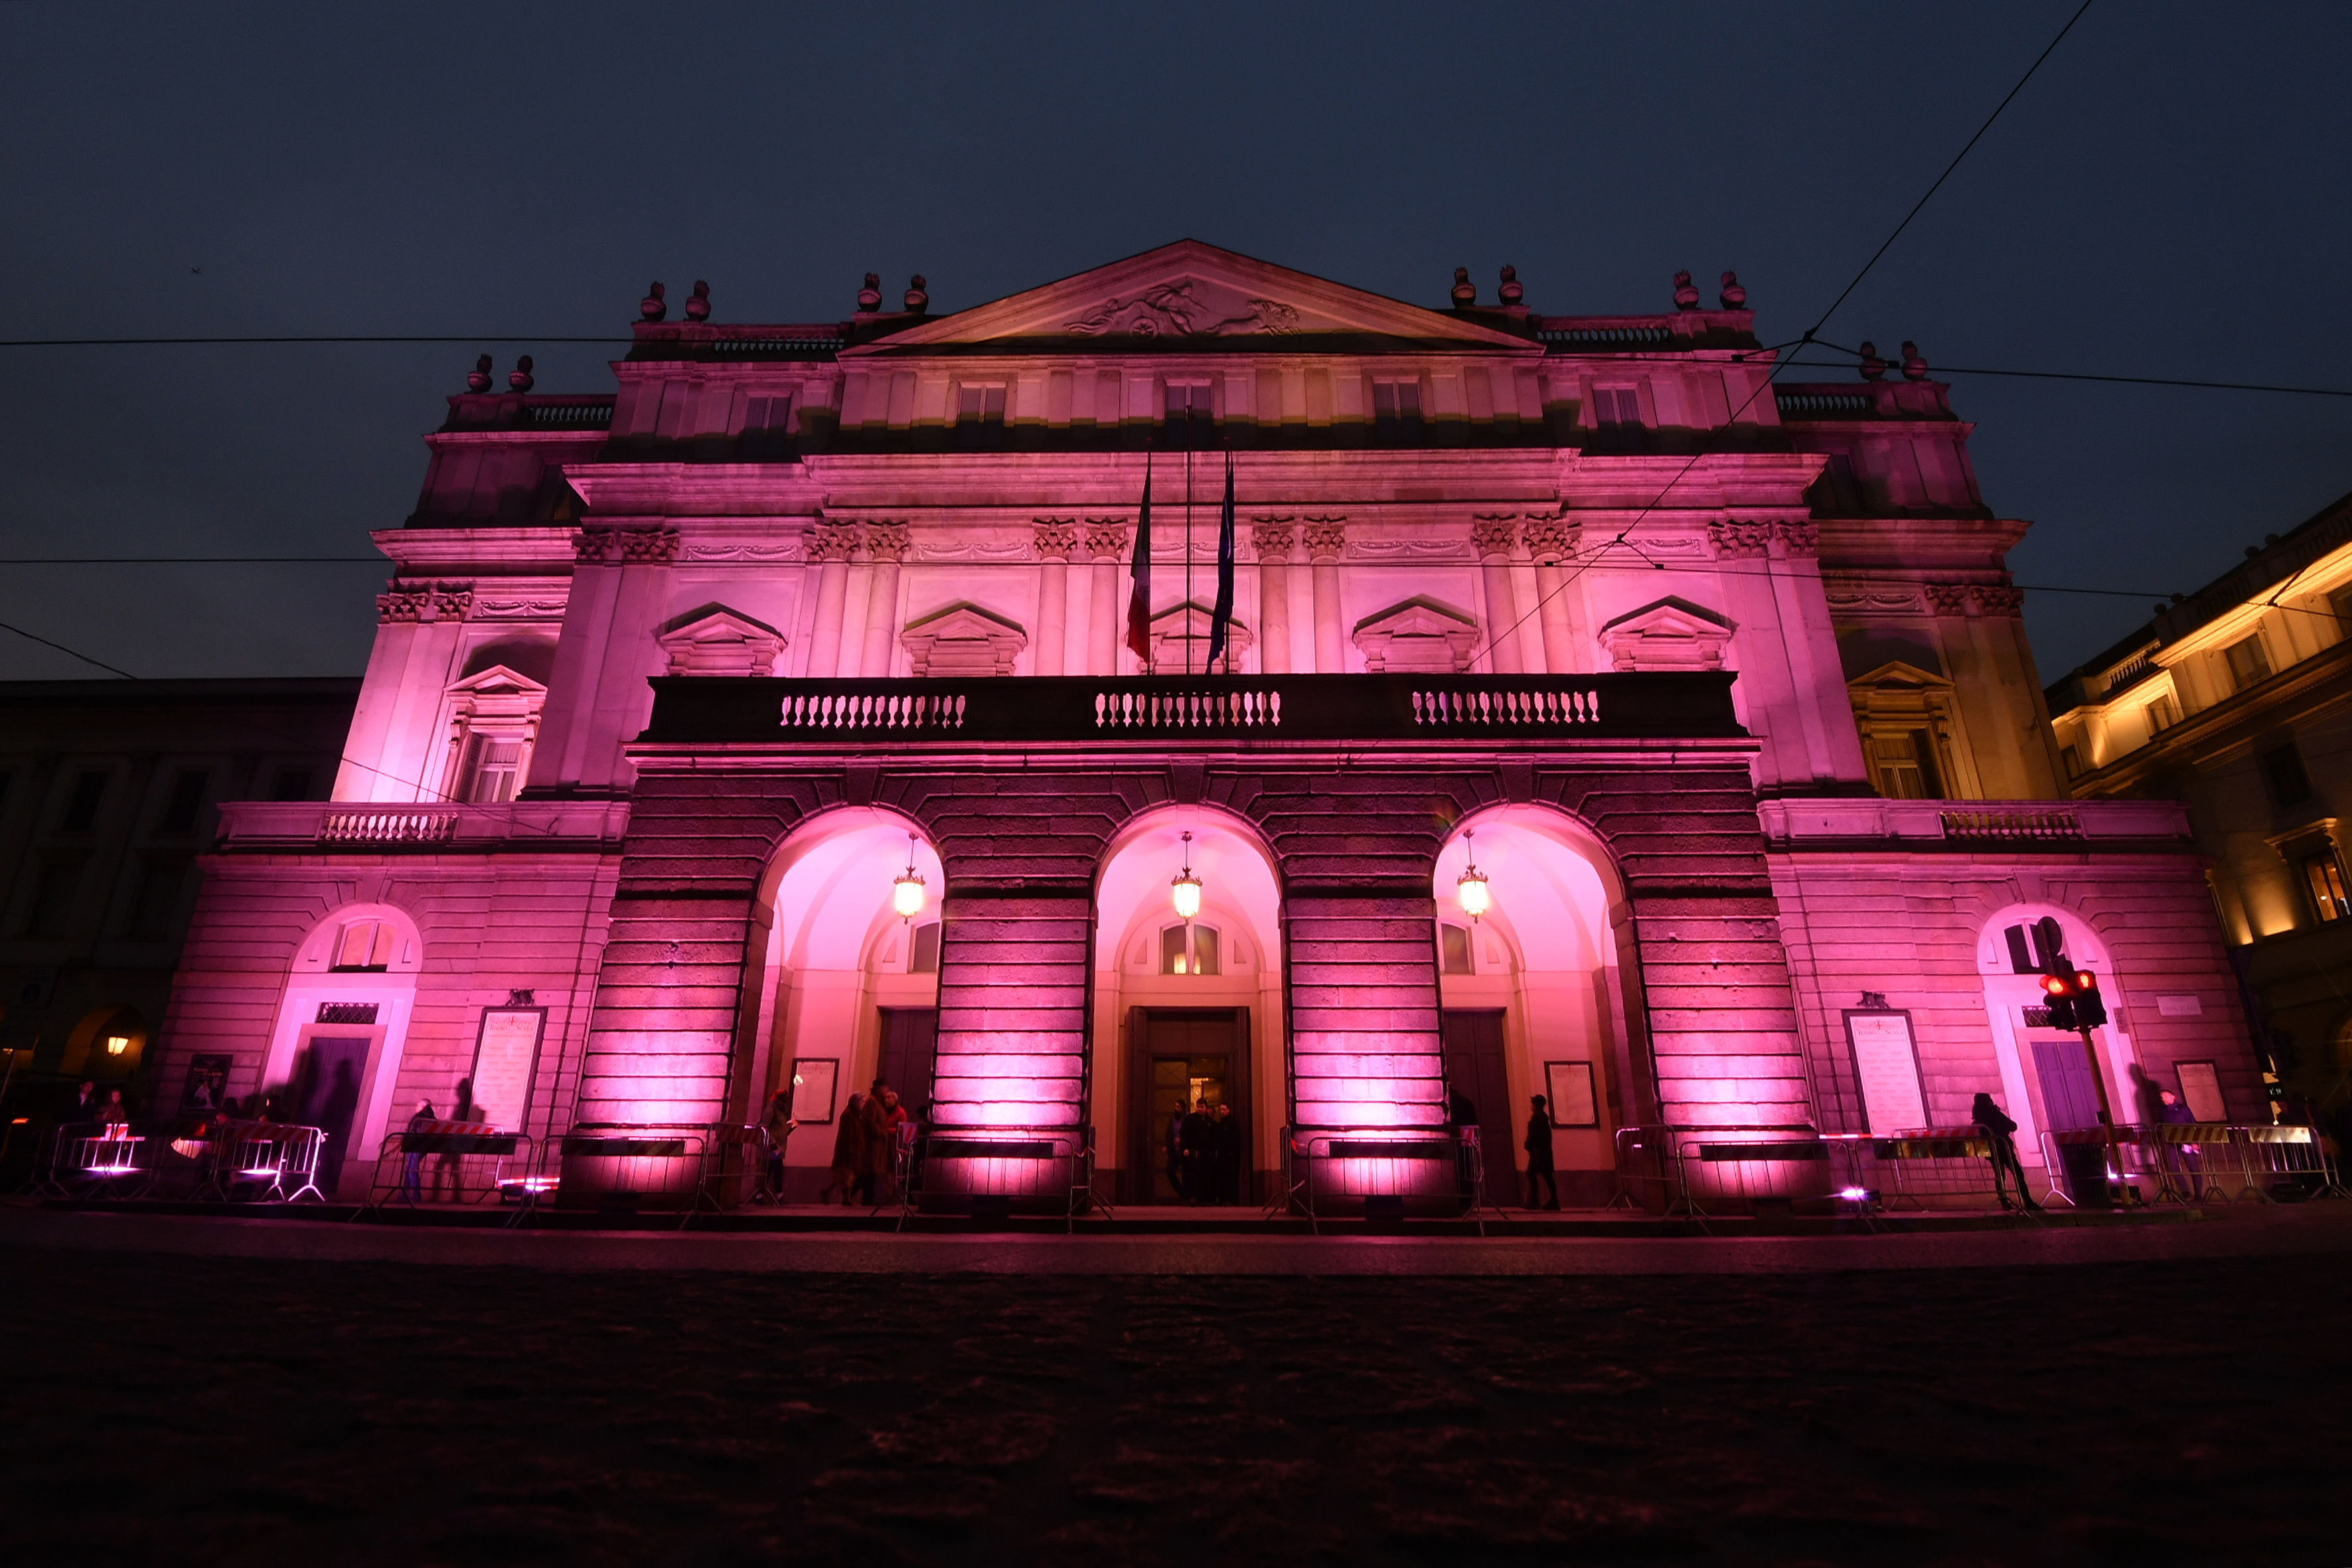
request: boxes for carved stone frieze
[376,586,428,623]
[1302,515,1348,560]
[1065,283,1300,338]
[679,542,805,564]
[431,584,474,619]
[1924,583,1976,615]
[1776,521,1820,556]
[1031,518,1079,561]
[617,526,680,564]
[1974,585,2025,616]
[473,596,572,620]
[376,578,474,624]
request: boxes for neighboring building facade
[2048,487,2352,1121]
[151,242,2260,1206]
[0,678,355,1109]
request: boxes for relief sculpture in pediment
[1065,282,1300,338]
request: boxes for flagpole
[1184,406,1194,676]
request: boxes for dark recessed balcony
[635,672,1746,748]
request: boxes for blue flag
[1206,450,1235,670]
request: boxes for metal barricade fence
[38,1121,155,1198]
[1610,1125,1681,1212]
[688,1125,771,1222]
[1271,1126,1468,1231]
[2229,1123,2343,1201]
[1672,1126,1838,1219]
[362,1123,534,1213]
[1863,1127,2003,1210]
[558,1126,709,1212]
[176,1121,329,1203]
[898,1123,1087,1227]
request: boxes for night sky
[2,1,2345,683]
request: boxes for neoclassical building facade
[155,242,2261,1206]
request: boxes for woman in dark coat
[823,1092,866,1206]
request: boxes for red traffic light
[2076,971,2098,990]
[2041,975,2070,998]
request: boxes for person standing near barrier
[823,1092,866,1205]
[96,1089,129,1130]
[1524,1095,1560,1210]
[2157,1088,2203,1192]
[1971,1091,2037,1212]
[433,1077,473,1202]
[400,1100,436,1204]
[759,1085,797,1204]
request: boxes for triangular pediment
[1849,659,1953,692]
[445,663,546,698]
[1597,597,1734,672]
[858,240,1535,353]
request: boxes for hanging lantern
[892,833,927,921]
[1171,830,1203,922]
[1456,830,1491,921]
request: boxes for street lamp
[1456,830,1491,922]
[1171,831,1202,922]
[892,834,927,921]
[104,1036,130,1057]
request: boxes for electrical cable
[1462,0,2095,666]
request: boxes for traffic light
[2072,970,2108,1028]
[2040,971,2078,1030]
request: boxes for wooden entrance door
[293,1034,369,1196]
[1127,1008,1250,1204]
[874,1008,939,1121]
[1441,1010,1516,1200]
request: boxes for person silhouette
[1972,1091,2038,1212]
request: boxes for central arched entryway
[1434,805,1639,1208]
[1093,807,1284,1204]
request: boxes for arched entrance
[258,902,424,1195]
[741,807,943,1201]
[1434,806,1638,1208]
[1093,808,1283,1204]
[1977,904,2142,1195]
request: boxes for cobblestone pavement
[6,1245,2344,1566]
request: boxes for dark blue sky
[3,1,2346,682]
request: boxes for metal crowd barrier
[898,1123,1093,1229]
[1269,1126,1468,1233]
[178,1121,328,1204]
[2042,1123,2345,1206]
[37,1122,157,1198]
[361,1122,535,1214]
[686,1125,773,1225]
[558,1125,708,1213]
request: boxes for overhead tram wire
[1463,0,2097,668]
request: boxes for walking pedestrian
[823,1093,866,1205]
[433,1076,473,1202]
[1971,1091,2038,1212]
[1524,1095,1560,1210]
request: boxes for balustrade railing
[1939,807,2084,841]
[642,671,1743,746]
[318,809,459,845]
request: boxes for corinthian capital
[1302,515,1347,560]
[1083,518,1131,560]
[1249,516,1296,560]
[1470,513,1520,560]
[1031,518,1079,560]
[867,520,911,562]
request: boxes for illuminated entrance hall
[154,242,2266,1215]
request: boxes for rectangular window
[1372,380,1423,445]
[459,735,524,804]
[22,857,83,937]
[739,393,795,459]
[909,921,941,975]
[956,383,1008,450]
[1593,387,1642,426]
[333,919,397,972]
[2303,852,2349,923]
[159,769,208,834]
[271,768,313,802]
[2260,742,2313,808]
[1871,728,1943,800]
[2144,693,2179,732]
[2331,584,2352,632]
[1439,923,1475,975]
[2225,633,2272,690]
[2060,744,2085,779]
[1163,382,1212,420]
[60,770,108,832]
[125,856,187,941]
[1158,923,1221,976]
[1160,925,1190,975]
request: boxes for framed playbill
[1544,1061,1598,1128]
[790,1058,840,1123]
[1844,1009,1929,1135]
[469,1006,545,1132]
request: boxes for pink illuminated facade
[155,243,2264,1209]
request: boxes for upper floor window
[2060,745,2085,779]
[738,393,794,459]
[909,921,941,975]
[2225,633,2272,691]
[2144,693,2180,733]
[271,768,314,802]
[2303,852,2349,924]
[1439,922,1475,975]
[1870,728,1943,800]
[1592,387,1642,427]
[1160,923,1221,976]
[456,734,524,803]
[19,856,83,937]
[2331,584,2352,632]
[158,769,208,835]
[60,769,108,833]
[955,384,1007,449]
[1162,382,1214,444]
[1372,380,1423,444]
[332,919,397,972]
[2260,742,2313,809]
